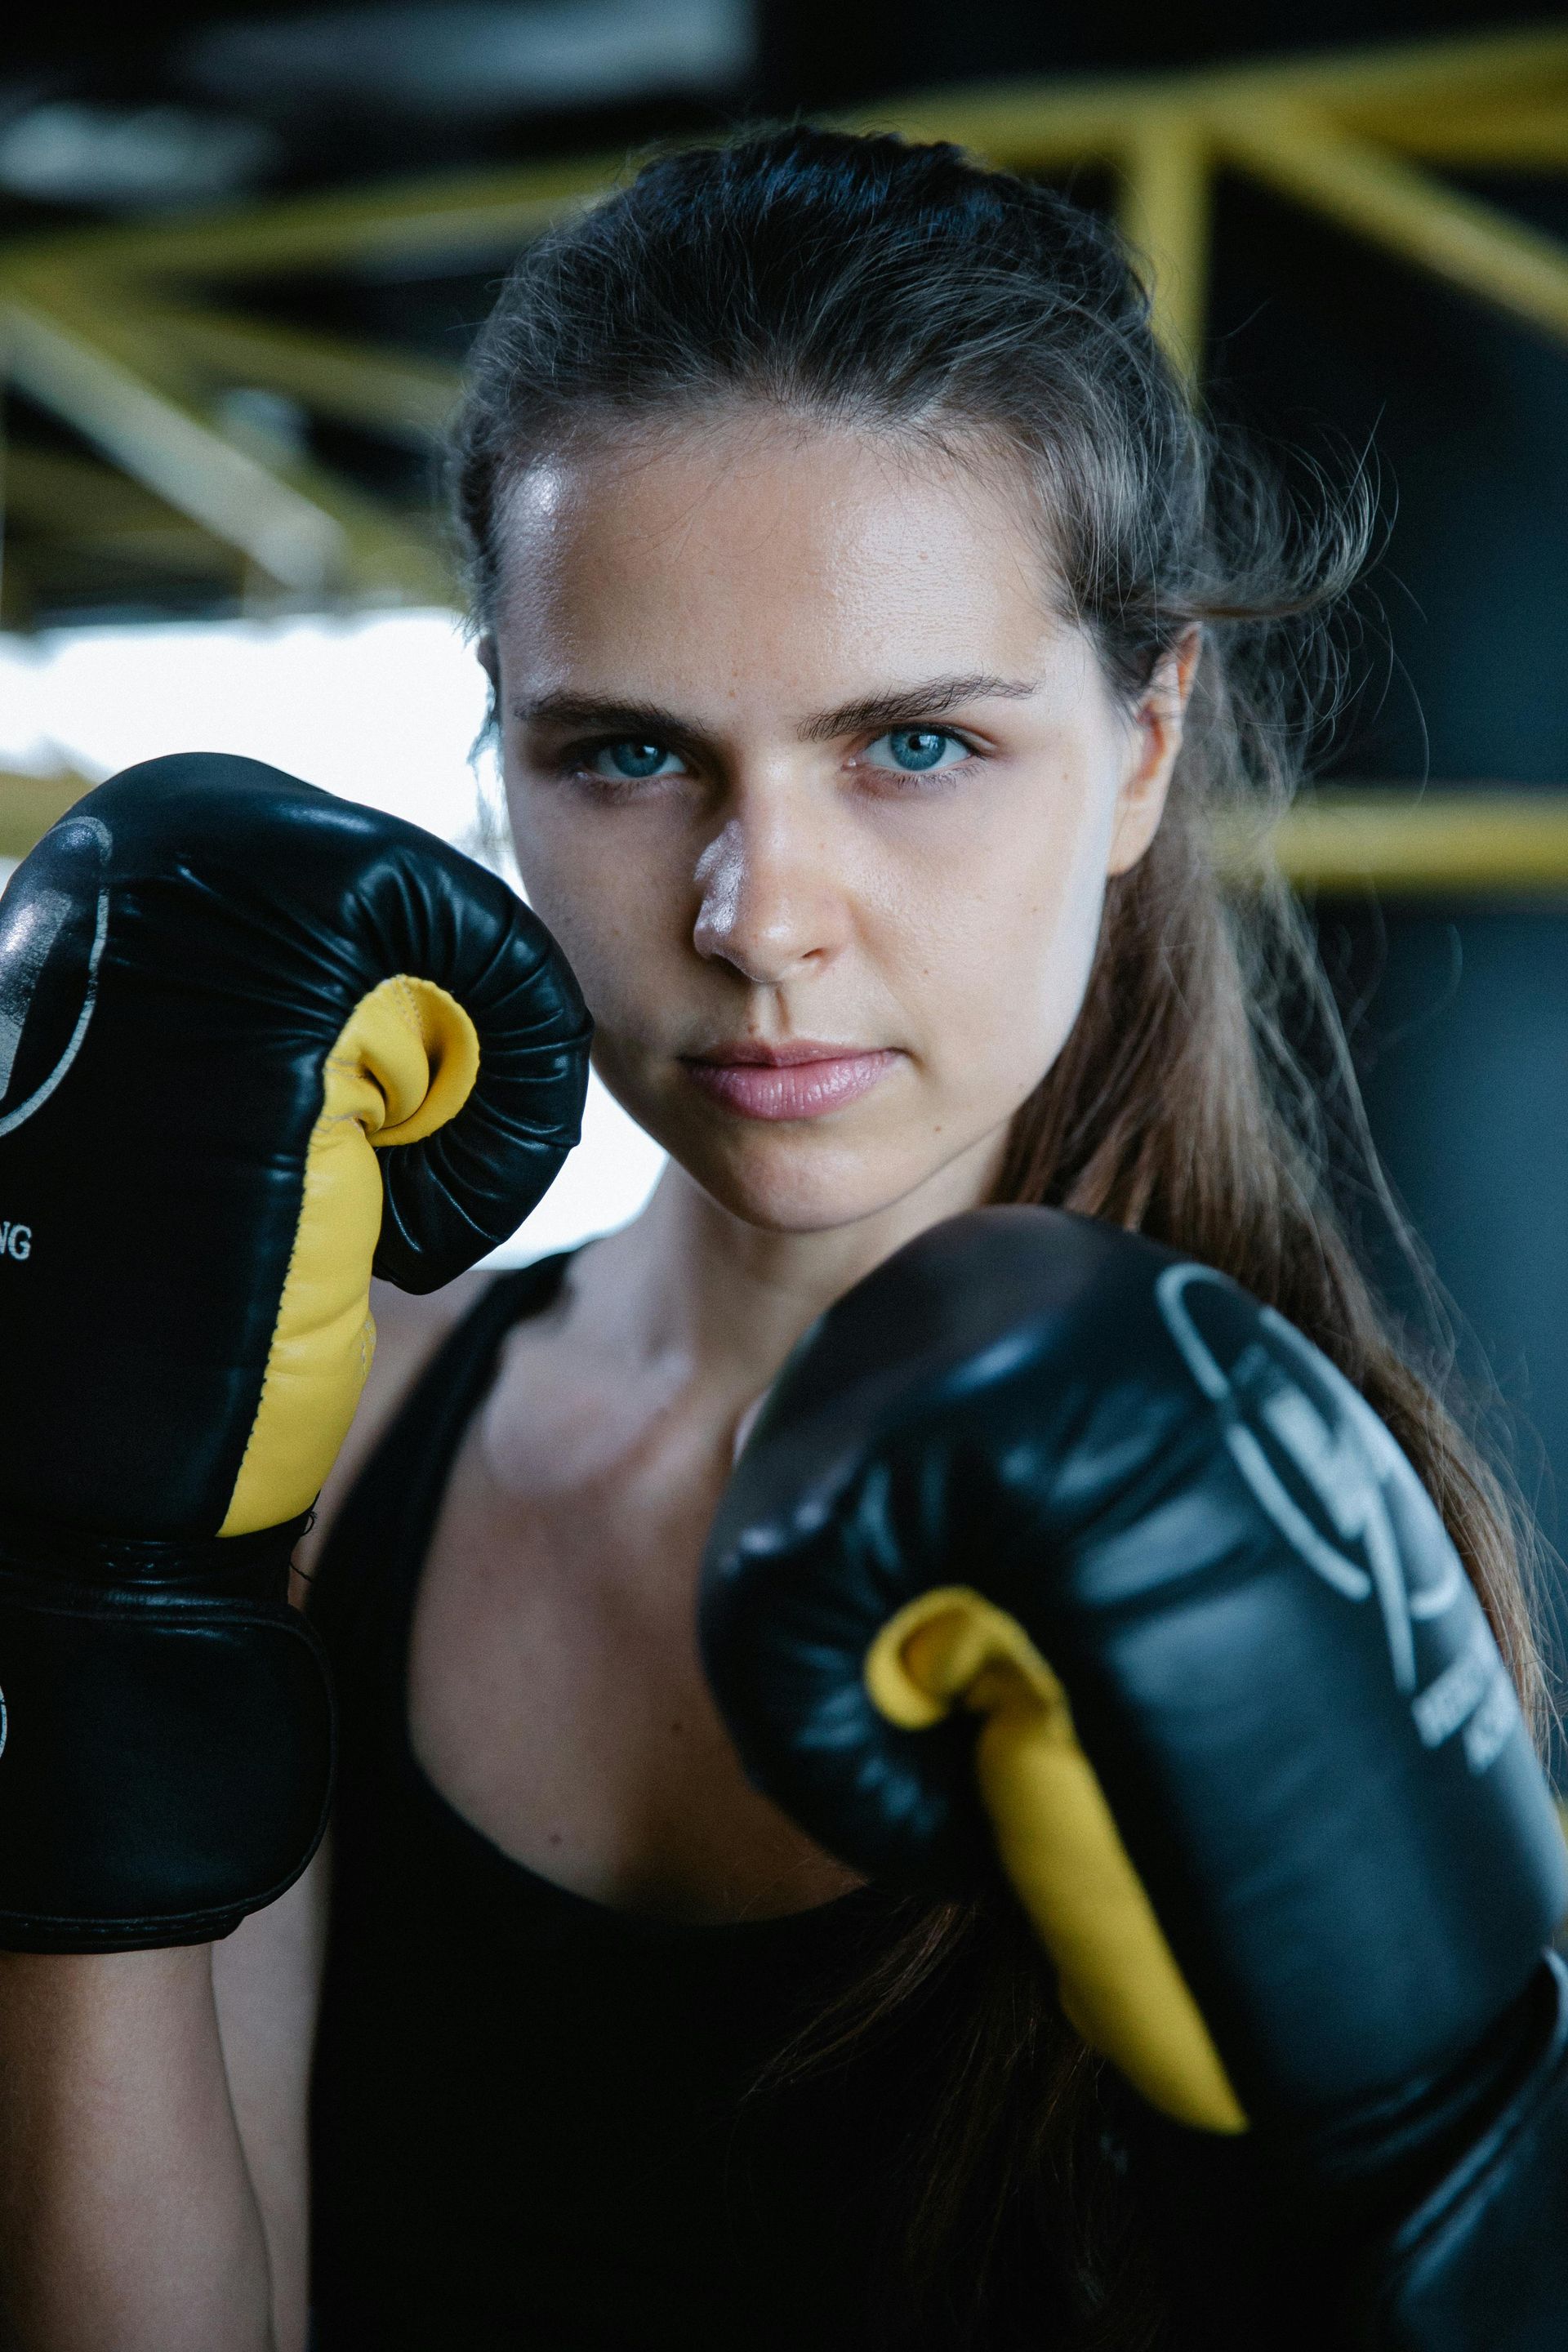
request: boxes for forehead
[491,416,1066,700]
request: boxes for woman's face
[492,416,1185,1236]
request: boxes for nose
[692,800,852,987]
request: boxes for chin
[679,1127,950,1237]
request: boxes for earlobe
[1105,727,1175,880]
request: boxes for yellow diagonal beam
[1214,24,1568,118]
[145,306,460,441]
[0,298,348,591]
[864,29,1568,173]
[1217,109,1568,346]
[0,151,615,286]
[2,446,243,580]
[2,444,212,533]
[1377,105,1568,168]
[9,285,452,603]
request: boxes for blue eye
[587,741,685,781]
[864,728,970,775]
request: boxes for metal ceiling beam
[0,153,617,284]
[1116,113,1213,376]
[2,283,452,601]
[1225,793,1568,895]
[2,447,238,581]
[1,296,350,592]
[1372,105,1568,167]
[861,25,1568,173]
[145,307,461,442]
[2,445,198,534]
[1218,109,1568,346]
[0,30,1560,290]
[2,27,1568,629]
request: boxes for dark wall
[1321,896,1568,1752]
[760,0,1568,102]
[1207,178,1568,789]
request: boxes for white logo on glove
[0,815,111,1141]
[1156,1262,1516,1772]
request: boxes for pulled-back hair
[450,126,1547,2349]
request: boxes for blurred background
[4,1,1568,1729]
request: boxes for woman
[0,127,1546,2352]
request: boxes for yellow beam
[0,152,615,286]
[2,445,211,536]
[1,296,349,591]
[2,29,1566,620]
[0,772,96,861]
[5,287,452,603]
[863,28,1568,172]
[145,307,461,442]
[1116,114,1212,377]
[1226,792,1568,894]
[20,529,243,583]
[1377,105,1568,169]
[857,79,1133,168]
[1210,24,1568,119]
[0,550,35,632]
[2,451,252,588]
[1217,109,1568,348]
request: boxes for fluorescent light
[182,0,755,118]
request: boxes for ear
[1107,628,1201,878]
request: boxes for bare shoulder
[293,1270,492,1579]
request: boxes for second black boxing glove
[0,752,590,1949]
[701,1209,1568,2341]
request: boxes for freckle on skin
[548,1830,564,1846]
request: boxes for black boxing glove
[0,752,590,1951]
[700,1207,1568,2344]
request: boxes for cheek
[506,783,618,996]
[506,779,690,1026]
[896,786,1113,1098]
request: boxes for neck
[573,1133,1005,1415]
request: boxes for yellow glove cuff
[219,976,479,1535]
[866,1586,1247,2134]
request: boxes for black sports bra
[305,1254,964,2350]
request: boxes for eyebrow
[799,674,1038,742]
[511,673,1039,745]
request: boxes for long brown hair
[450,124,1548,2347]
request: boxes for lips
[680,1040,899,1121]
